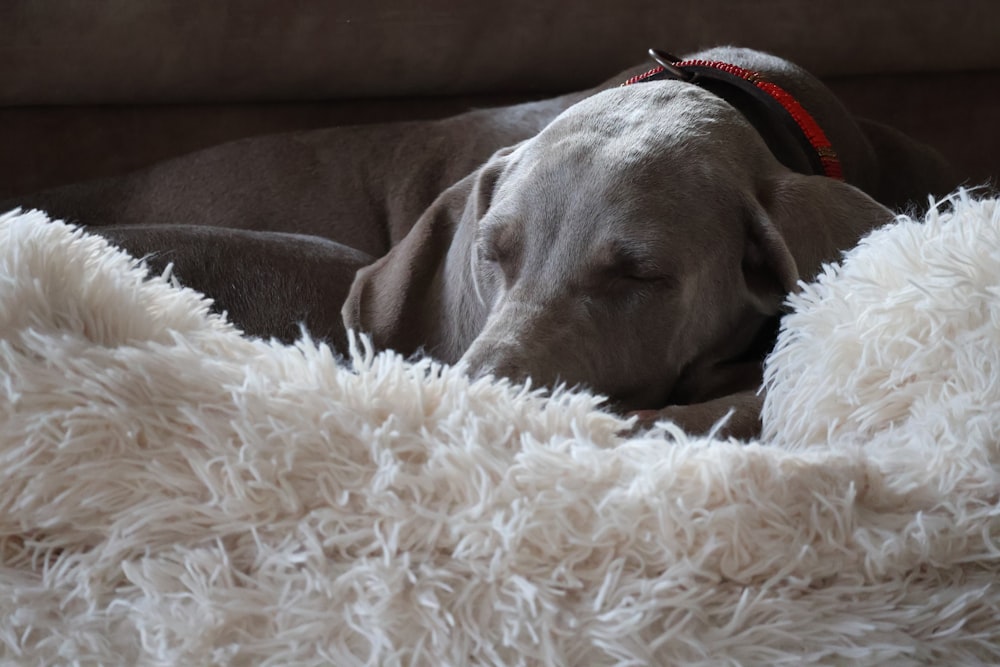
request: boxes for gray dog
[4,47,960,437]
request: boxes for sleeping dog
[3,47,960,438]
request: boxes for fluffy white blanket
[2,194,1000,666]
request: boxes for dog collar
[622,49,843,180]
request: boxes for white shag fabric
[2,194,1000,665]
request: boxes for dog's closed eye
[617,267,669,284]
[602,250,672,288]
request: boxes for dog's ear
[855,117,962,211]
[743,173,894,313]
[341,145,515,360]
[741,203,800,314]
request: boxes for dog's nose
[460,342,528,385]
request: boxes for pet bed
[2,193,999,665]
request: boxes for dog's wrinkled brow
[596,241,664,277]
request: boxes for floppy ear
[741,204,800,314]
[743,173,895,313]
[341,146,514,361]
[855,117,962,211]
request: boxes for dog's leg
[94,225,374,348]
[630,389,764,441]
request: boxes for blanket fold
[2,196,999,665]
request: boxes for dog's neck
[623,50,843,180]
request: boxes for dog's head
[343,78,893,410]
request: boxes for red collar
[623,50,844,180]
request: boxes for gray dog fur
[3,47,961,438]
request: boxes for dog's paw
[626,392,763,441]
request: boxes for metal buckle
[648,48,694,82]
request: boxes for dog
[3,47,961,438]
[341,47,960,436]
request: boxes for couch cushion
[3,0,999,105]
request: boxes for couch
[1,0,997,198]
[3,2,1000,664]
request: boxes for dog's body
[10,91,604,259]
[3,47,962,438]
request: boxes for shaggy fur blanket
[2,194,1000,666]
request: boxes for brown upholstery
[2,0,997,197]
